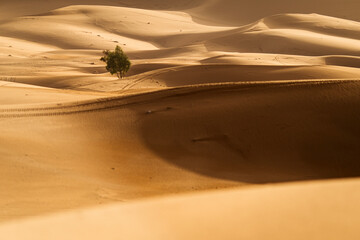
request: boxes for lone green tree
[100,45,131,79]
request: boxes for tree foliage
[100,45,131,79]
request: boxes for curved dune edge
[0,79,357,116]
[1,6,360,92]
[1,0,360,233]
[1,79,360,222]
[0,178,359,240]
[1,0,360,24]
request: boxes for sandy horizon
[1,0,360,239]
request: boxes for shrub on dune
[100,45,131,79]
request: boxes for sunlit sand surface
[1,0,360,238]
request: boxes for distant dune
[0,0,360,239]
[1,0,360,24]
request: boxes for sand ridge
[0,0,360,238]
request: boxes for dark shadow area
[137,81,360,183]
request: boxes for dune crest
[1,0,360,238]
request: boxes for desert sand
[1,0,360,239]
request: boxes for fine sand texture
[1,0,360,239]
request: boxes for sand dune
[2,7,360,92]
[114,65,360,89]
[0,85,104,105]
[1,178,360,239]
[2,0,360,24]
[1,0,360,238]
[189,0,360,25]
[1,80,360,222]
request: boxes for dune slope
[0,0,360,238]
[0,178,359,240]
[1,80,360,221]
